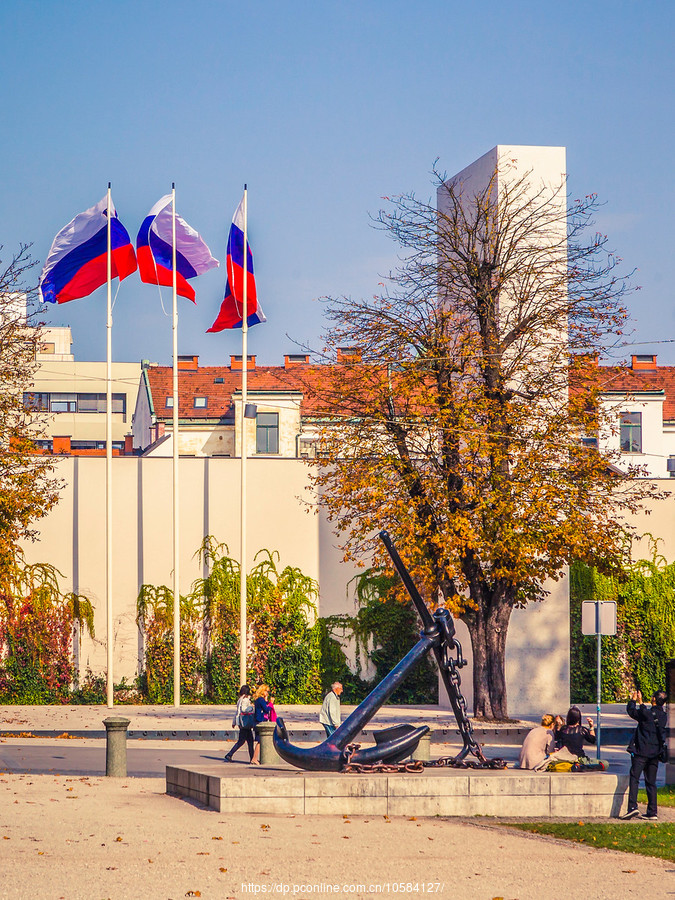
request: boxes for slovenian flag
[39,196,137,304]
[137,195,219,302]
[207,194,265,331]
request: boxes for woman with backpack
[224,684,255,763]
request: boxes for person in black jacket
[554,706,596,757]
[620,689,667,820]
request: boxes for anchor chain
[342,635,508,774]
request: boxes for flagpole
[239,185,248,687]
[105,183,114,709]
[172,183,181,708]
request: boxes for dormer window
[194,396,207,409]
[166,397,174,408]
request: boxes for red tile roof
[588,365,675,421]
[145,364,331,419]
[146,359,675,423]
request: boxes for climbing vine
[320,567,438,704]
[0,554,94,703]
[570,547,675,702]
[136,538,323,703]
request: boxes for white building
[26,326,141,453]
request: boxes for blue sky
[1,1,673,366]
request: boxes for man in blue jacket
[620,689,667,820]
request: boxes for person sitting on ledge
[518,714,557,769]
[554,705,596,757]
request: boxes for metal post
[596,602,602,760]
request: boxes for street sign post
[581,600,617,759]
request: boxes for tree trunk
[463,594,514,720]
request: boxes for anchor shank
[328,632,436,746]
[379,530,435,630]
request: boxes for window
[23,392,49,411]
[71,440,105,450]
[194,396,207,408]
[39,342,55,354]
[77,393,126,415]
[166,397,174,408]
[256,412,279,454]
[50,392,77,413]
[620,412,642,453]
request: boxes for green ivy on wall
[570,548,675,702]
[319,567,438,705]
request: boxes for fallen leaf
[260,824,270,831]
[196,852,209,856]
[622,870,637,874]
[212,836,223,841]
[115,837,123,842]
[219,867,228,873]
[408,817,417,821]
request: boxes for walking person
[620,689,668,820]
[319,682,343,738]
[224,685,255,763]
[250,684,274,765]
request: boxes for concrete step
[166,762,630,818]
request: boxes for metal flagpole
[172,183,181,708]
[239,185,248,687]
[105,183,114,709]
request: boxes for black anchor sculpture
[274,530,484,771]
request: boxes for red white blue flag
[207,195,265,332]
[39,196,137,304]
[136,195,219,302]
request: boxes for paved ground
[1,738,666,783]
[1,704,670,899]
[1,773,673,900]
[0,702,637,736]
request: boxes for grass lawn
[638,783,675,807]
[509,822,675,861]
[509,787,675,861]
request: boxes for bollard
[103,716,131,777]
[412,730,431,762]
[256,721,280,766]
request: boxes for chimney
[230,355,256,370]
[177,355,199,371]
[284,354,310,368]
[336,347,362,364]
[631,354,657,371]
[53,435,71,455]
[124,434,134,455]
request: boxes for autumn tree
[306,159,654,720]
[0,244,61,583]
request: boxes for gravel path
[0,774,672,900]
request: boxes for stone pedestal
[256,722,280,766]
[412,731,431,762]
[104,716,131,777]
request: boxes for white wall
[21,455,574,714]
[600,394,670,478]
[438,574,571,718]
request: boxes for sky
[1,1,673,367]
